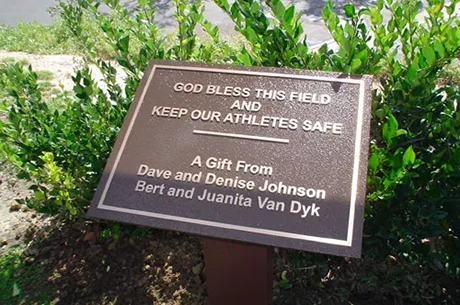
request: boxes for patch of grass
[0,151,5,165]
[36,70,60,100]
[0,57,29,66]
[36,70,54,81]
[0,248,53,305]
[0,21,76,54]
[0,17,112,56]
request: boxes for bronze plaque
[88,60,372,257]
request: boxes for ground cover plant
[0,0,459,304]
[0,247,53,305]
[0,16,113,56]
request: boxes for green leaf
[230,2,240,20]
[383,113,398,144]
[34,190,46,201]
[118,35,130,53]
[284,6,295,24]
[237,52,252,66]
[433,41,445,58]
[395,7,403,19]
[344,3,356,18]
[13,283,20,297]
[406,60,419,84]
[244,26,258,43]
[66,200,78,215]
[350,58,362,71]
[355,49,368,62]
[370,7,383,24]
[403,145,416,166]
[421,46,436,65]
[274,0,286,20]
[321,0,333,22]
[369,153,380,171]
[375,108,385,119]
[249,1,260,14]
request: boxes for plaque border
[96,64,366,247]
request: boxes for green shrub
[0,0,459,280]
[356,0,460,274]
[0,0,236,216]
[0,63,128,215]
[216,0,460,274]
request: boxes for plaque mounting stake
[202,238,274,305]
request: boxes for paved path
[0,0,56,26]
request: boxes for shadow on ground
[4,218,460,305]
[99,0,176,28]
[296,0,378,22]
[17,221,205,305]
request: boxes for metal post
[202,238,274,305]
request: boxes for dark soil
[0,163,45,251]
[19,221,206,305]
[7,218,459,305]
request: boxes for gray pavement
[0,0,56,25]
